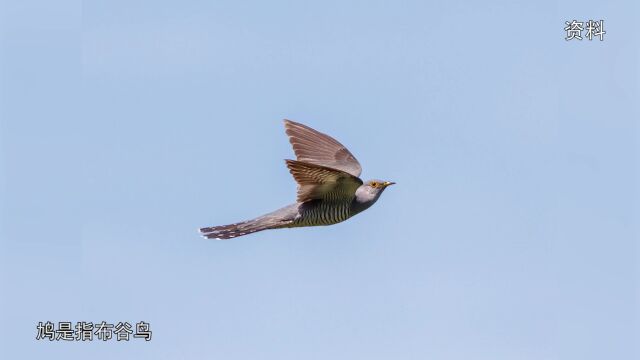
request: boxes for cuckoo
[199,120,395,239]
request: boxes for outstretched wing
[284,120,362,177]
[286,159,363,203]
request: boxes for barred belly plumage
[293,197,353,227]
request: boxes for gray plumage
[199,120,394,240]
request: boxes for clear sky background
[1,0,637,359]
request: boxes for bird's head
[353,179,395,213]
[365,179,395,191]
[358,179,395,198]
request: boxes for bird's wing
[284,119,362,177]
[286,159,363,203]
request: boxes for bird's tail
[199,204,298,240]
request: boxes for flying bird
[199,120,395,239]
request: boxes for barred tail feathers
[199,204,299,240]
[199,219,274,239]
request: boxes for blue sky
[1,0,637,359]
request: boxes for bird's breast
[292,199,355,227]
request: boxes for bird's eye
[370,181,378,187]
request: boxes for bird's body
[199,120,394,240]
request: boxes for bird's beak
[383,181,396,187]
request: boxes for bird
[199,119,395,240]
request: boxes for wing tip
[284,119,311,132]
